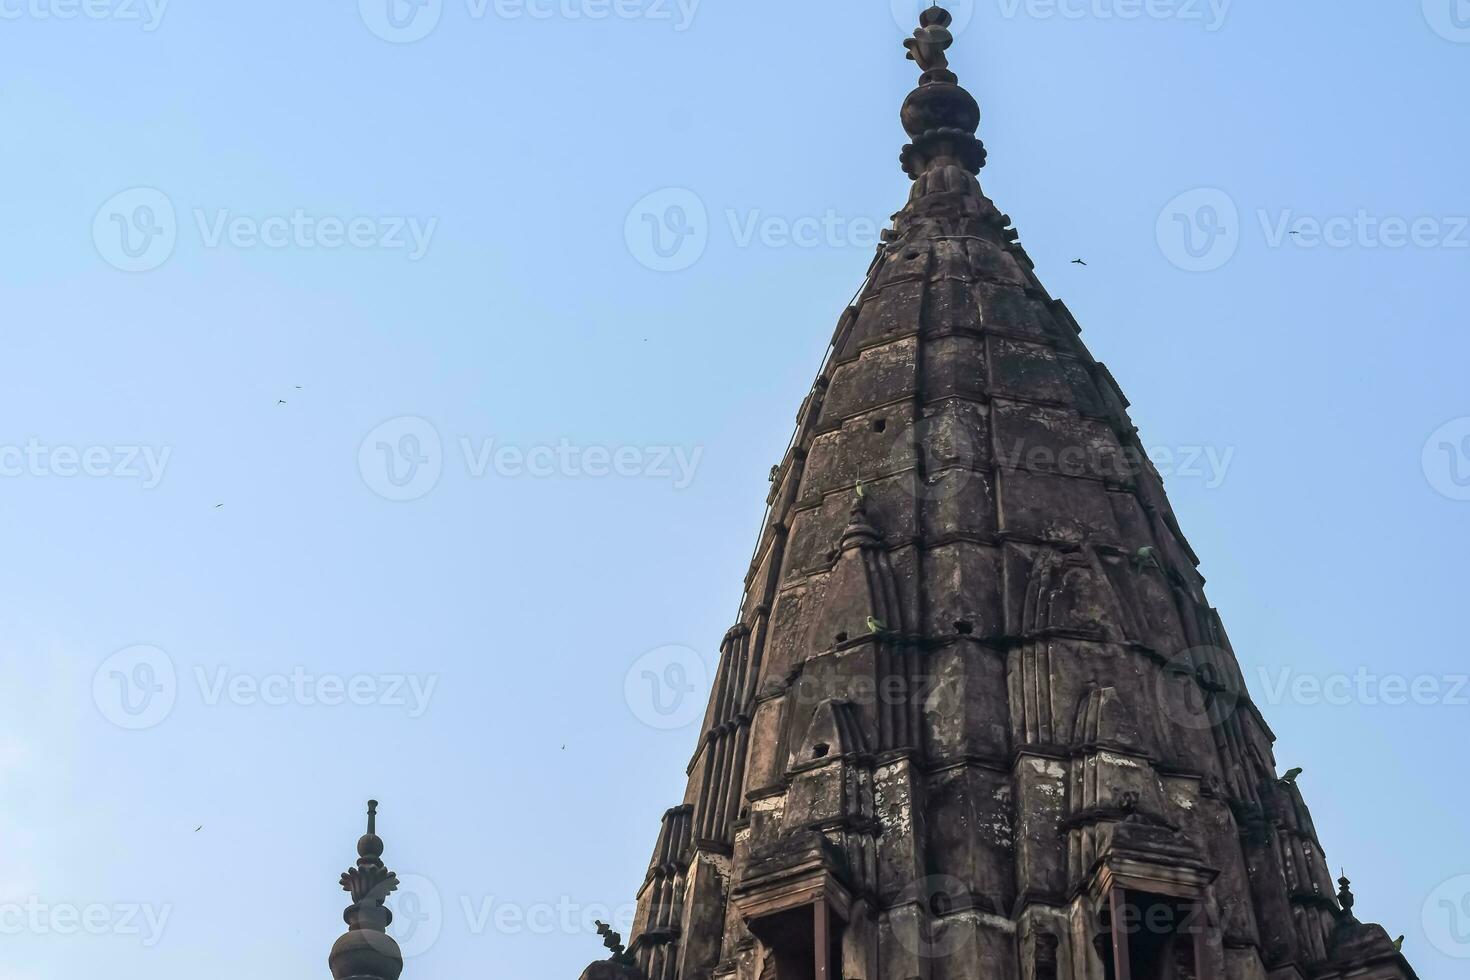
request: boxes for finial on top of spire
[330,800,404,980]
[897,5,986,178]
[1337,873,1356,914]
[595,920,636,967]
[904,6,955,76]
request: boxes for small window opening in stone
[812,743,830,759]
[872,418,887,433]
[835,632,849,644]
[955,620,974,635]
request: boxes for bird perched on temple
[866,616,888,635]
[1393,936,1404,952]
[855,479,866,498]
[1131,546,1163,572]
[1281,767,1303,785]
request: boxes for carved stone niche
[1086,818,1221,980]
[730,832,855,980]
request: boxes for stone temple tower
[584,10,1420,980]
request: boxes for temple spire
[329,800,404,980]
[605,13,1423,980]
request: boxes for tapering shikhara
[594,9,1418,980]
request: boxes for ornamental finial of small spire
[1337,872,1356,914]
[329,800,404,980]
[897,5,986,178]
[904,6,955,75]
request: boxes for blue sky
[1,1,1468,978]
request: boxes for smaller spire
[1337,872,1356,915]
[329,800,404,980]
[595,920,636,967]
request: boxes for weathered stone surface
[607,8,1422,980]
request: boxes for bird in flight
[194,826,202,833]
[276,399,287,405]
[1071,258,1087,266]
[214,503,223,509]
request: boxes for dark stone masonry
[325,10,1420,980]
[582,9,1418,980]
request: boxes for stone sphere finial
[898,4,985,178]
